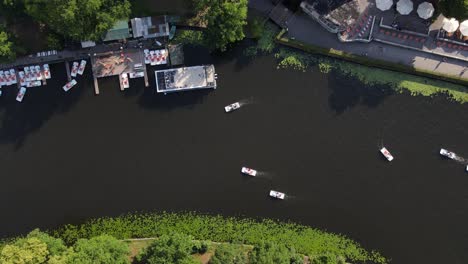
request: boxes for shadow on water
[327,73,393,114]
[0,62,88,149]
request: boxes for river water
[0,44,467,264]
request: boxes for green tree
[137,233,199,264]
[68,235,129,264]
[438,0,468,20]
[0,30,14,62]
[24,0,131,41]
[195,0,248,51]
[249,241,301,264]
[210,244,248,264]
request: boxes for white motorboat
[4,70,11,85]
[144,49,150,64]
[269,190,285,200]
[160,49,167,64]
[241,167,257,176]
[24,66,31,81]
[16,87,26,102]
[63,79,77,92]
[71,62,79,77]
[29,66,37,81]
[150,51,156,65]
[129,72,144,78]
[18,71,26,86]
[121,73,129,89]
[225,102,241,113]
[0,71,5,86]
[77,60,86,75]
[9,69,17,84]
[35,65,42,80]
[43,64,51,79]
[440,148,458,160]
[380,147,394,161]
[27,80,41,87]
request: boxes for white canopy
[442,18,459,33]
[376,0,393,11]
[397,0,413,15]
[416,2,434,19]
[459,20,468,36]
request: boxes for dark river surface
[0,44,467,264]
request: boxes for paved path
[248,0,468,80]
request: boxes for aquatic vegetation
[172,30,204,45]
[51,212,387,264]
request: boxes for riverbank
[48,212,386,263]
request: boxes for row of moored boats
[143,49,168,66]
[63,60,86,92]
[0,65,52,102]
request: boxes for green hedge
[50,212,387,264]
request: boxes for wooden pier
[65,62,71,81]
[143,62,149,87]
[93,77,99,95]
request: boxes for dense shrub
[136,233,199,264]
[209,243,248,264]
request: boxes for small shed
[102,20,131,41]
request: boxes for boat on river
[71,62,79,77]
[225,102,241,113]
[24,66,31,81]
[121,73,129,89]
[241,167,257,176]
[4,70,11,85]
[16,87,26,102]
[380,147,394,161]
[440,148,458,160]
[35,65,42,80]
[43,64,51,79]
[9,69,17,84]
[144,49,150,64]
[269,190,285,200]
[19,71,26,86]
[77,60,86,75]
[63,79,77,92]
[27,80,41,87]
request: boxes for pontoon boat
[269,190,285,200]
[129,72,144,78]
[440,148,457,160]
[121,73,129,89]
[63,79,77,92]
[4,70,11,85]
[71,62,79,77]
[9,69,17,84]
[225,102,241,113]
[380,147,394,161]
[16,87,26,102]
[24,67,31,81]
[0,71,5,86]
[27,80,41,87]
[77,60,86,75]
[43,64,51,79]
[35,65,42,80]
[241,167,257,176]
[19,71,26,86]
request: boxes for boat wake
[255,171,273,180]
[239,97,254,106]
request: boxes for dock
[93,77,99,95]
[142,58,149,87]
[65,62,71,81]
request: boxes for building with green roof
[102,20,131,41]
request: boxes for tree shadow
[327,73,393,114]
[0,62,88,149]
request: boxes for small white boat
[121,73,129,89]
[77,60,86,75]
[269,190,285,200]
[9,69,17,84]
[43,64,51,79]
[16,87,26,102]
[380,147,394,161]
[0,89,2,96]
[29,66,37,81]
[18,71,26,86]
[150,51,156,66]
[144,49,150,64]
[225,102,241,113]
[63,79,77,92]
[35,65,42,80]
[129,72,144,78]
[24,67,31,81]
[71,62,79,77]
[0,71,5,86]
[440,148,457,160]
[4,70,11,85]
[241,167,257,176]
[27,80,41,87]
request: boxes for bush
[192,240,210,254]
[137,233,199,264]
[210,243,247,264]
[249,18,264,39]
[68,235,130,264]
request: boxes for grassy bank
[51,212,387,264]
[274,29,468,103]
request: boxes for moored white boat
[9,69,17,84]
[269,190,285,200]
[71,62,79,77]
[24,66,31,81]
[121,73,129,89]
[4,70,11,85]
[18,71,26,86]
[16,87,26,102]
[0,71,5,86]
[43,64,51,79]
[35,65,42,80]
[27,80,41,87]
[150,51,156,66]
[144,49,150,64]
[77,60,86,75]
[63,79,77,92]
[241,167,257,176]
[380,147,394,161]
[440,148,457,160]
[129,72,144,78]
[225,102,241,113]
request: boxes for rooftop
[130,16,170,39]
[155,65,216,93]
[102,20,131,42]
[92,49,144,78]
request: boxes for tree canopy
[438,0,468,20]
[67,235,130,264]
[194,0,248,51]
[137,233,199,264]
[210,244,248,264]
[249,241,303,264]
[23,0,131,41]
[0,30,14,62]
